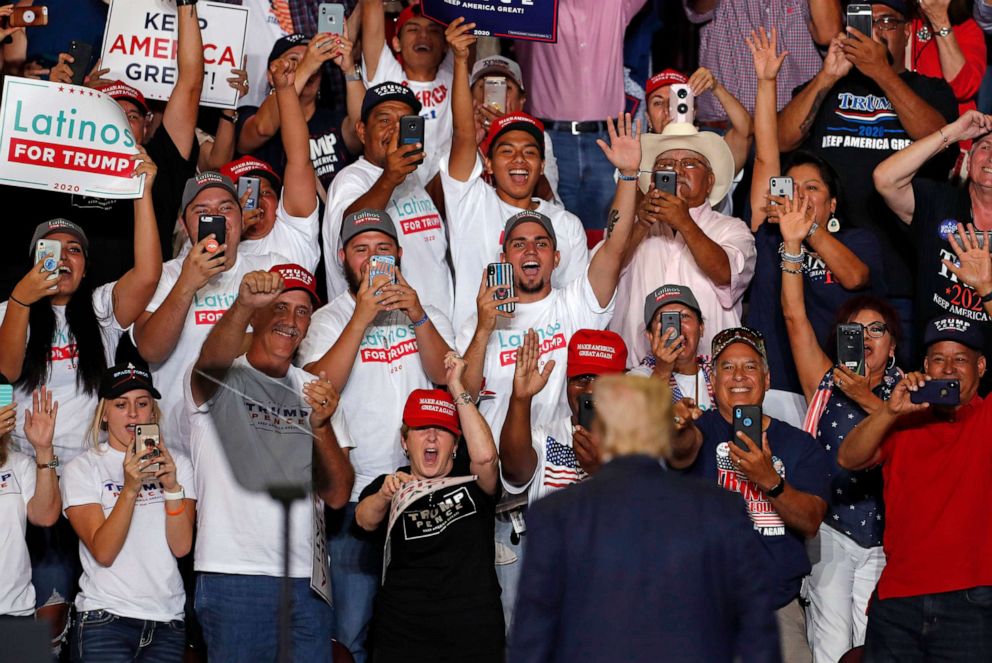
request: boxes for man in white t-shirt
[187,264,354,662]
[296,208,453,661]
[361,1,453,173]
[323,83,452,317]
[133,172,290,449]
[629,285,715,411]
[441,20,587,330]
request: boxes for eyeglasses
[654,157,710,172]
[862,322,889,339]
[872,16,906,31]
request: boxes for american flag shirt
[501,418,589,505]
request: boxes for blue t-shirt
[746,223,886,393]
[681,410,832,609]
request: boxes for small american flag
[542,437,587,490]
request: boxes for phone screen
[0,384,13,407]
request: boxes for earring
[887,355,896,370]
[827,215,841,233]
[452,452,457,459]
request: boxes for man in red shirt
[839,314,990,660]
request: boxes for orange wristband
[166,503,186,517]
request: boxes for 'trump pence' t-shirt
[0,451,36,616]
[682,411,831,609]
[62,444,196,622]
[297,294,455,501]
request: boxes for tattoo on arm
[606,208,620,237]
[799,89,830,138]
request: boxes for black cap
[502,210,557,250]
[360,82,422,123]
[99,362,161,400]
[923,315,985,352]
[268,33,311,63]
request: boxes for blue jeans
[194,573,332,663]
[71,609,184,663]
[547,128,618,230]
[326,501,381,663]
[27,515,81,608]
[864,587,992,662]
[494,511,526,635]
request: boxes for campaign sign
[0,77,144,199]
[100,0,248,109]
[421,0,558,43]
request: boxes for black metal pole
[278,496,293,663]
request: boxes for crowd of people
[0,0,990,662]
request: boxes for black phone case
[654,170,677,196]
[577,394,595,430]
[732,405,762,452]
[198,216,226,248]
[837,324,865,376]
[910,380,960,406]
[399,115,424,163]
[67,41,93,86]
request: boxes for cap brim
[712,338,765,362]
[102,381,162,400]
[361,93,423,122]
[115,95,149,115]
[284,285,321,307]
[488,123,544,158]
[638,131,735,207]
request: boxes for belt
[539,119,609,135]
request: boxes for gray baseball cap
[340,208,398,246]
[643,284,702,329]
[180,172,238,217]
[502,210,557,250]
[30,218,89,256]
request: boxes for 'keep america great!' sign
[421,0,559,43]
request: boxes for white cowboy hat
[638,122,735,207]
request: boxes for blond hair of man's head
[594,375,673,460]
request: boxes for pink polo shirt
[516,0,647,121]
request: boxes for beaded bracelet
[781,262,803,275]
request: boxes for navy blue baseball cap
[360,82,422,123]
[268,33,310,63]
[923,315,985,352]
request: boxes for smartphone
[653,170,677,196]
[846,4,873,38]
[769,176,794,205]
[0,384,13,407]
[318,3,345,36]
[910,379,961,407]
[237,176,260,211]
[368,255,396,295]
[35,239,61,275]
[399,114,425,164]
[669,83,694,125]
[836,323,866,376]
[950,230,988,250]
[660,311,681,349]
[484,76,507,113]
[486,262,515,314]
[9,6,48,27]
[577,393,595,430]
[67,40,93,86]
[732,405,762,453]
[198,215,227,255]
[134,424,162,473]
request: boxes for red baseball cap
[102,80,150,114]
[269,263,320,306]
[480,112,545,159]
[220,156,282,190]
[403,389,461,436]
[396,2,423,32]
[645,69,689,98]
[567,330,628,378]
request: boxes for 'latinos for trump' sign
[100,0,248,109]
[421,0,558,43]
[0,77,144,199]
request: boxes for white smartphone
[669,84,694,124]
[35,239,61,278]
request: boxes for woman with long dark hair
[0,150,161,648]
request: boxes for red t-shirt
[909,18,987,118]
[877,395,992,599]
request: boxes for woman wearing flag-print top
[780,194,903,663]
[356,352,504,663]
[62,363,195,663]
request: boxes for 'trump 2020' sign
[0,77,144,199]
[421,0,559,43]
[100,0,248,109]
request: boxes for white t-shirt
[238,0,291,110]
[1,284,123,467]
[62,444,196,622]
[363,42,454,177]
[501,417,588,505]
[185,357,354,578]
[628,363,715,411]
[456,275,615,439]
[0,451,36,616]
[322,157,452,318]
[140,252,288,452]
[297,293,454,501]
[439,154,589,331]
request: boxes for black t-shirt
[797,70,958,297]
[360,468,504,662]
[238,104,355,193]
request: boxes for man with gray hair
[510,374,780,662]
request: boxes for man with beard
[296,208,453,662]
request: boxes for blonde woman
[62,363,195,663]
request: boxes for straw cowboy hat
[638,122,736,207]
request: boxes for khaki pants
[778,598,813,663]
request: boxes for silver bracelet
[805,223,820,240]
[454,392,473,406]
[781,262,803,275]
[778,242,805,263]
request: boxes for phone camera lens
[939,388,948,397]
[676,88,688,99]
[743,417,753,427]
[662,175,671,183]
[677,103,689,114]
[735,408,741,417]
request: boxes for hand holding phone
[484,77,508,113]
[769,176,794,205]
[198,215,227,255]
[653,170,677,196]
[318,3,345,35]
[67,41,93,86]
[846,4,872,37]
[399,115,425,164]
[577,393,595,430]
[238,176,260,211]
[134,424,162,474]
[732,405,762,453]
[836,324,866,376]
[909,379,960,407]
[368,255,396,295]
[487,262,515,314]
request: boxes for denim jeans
[494,511,526,635]
[71,609,184,663]
[194,573,332,663]
[864,586,992,662]
[26,515,81,608]
[547,128,618,230]
[326,501,381,663]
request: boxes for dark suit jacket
[508,455,781,663]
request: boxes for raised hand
[23,387,57,454]
[776,193,813,245]
[240,185,263,232]
[238,270,285,309]
[270,56,297,91]
[475,268,518,332]
[227,56,249,99]
[885,371,933,416]
[918,0,952,27]
[179,236,229,291]
[131,145,158,193]
[379,470,414,501]
[153,440,182,492]
[945,223,992,297]
[353,262,390,325]
[727,431,781,493]
[747,27,788,81]
[11,258,60,306]
[823,35,854,81]
[0,403,15,438]
[832,364,881,413]
[304,372,340,430]
[377,268,426,323]
[672,397,703,433]
[649,320,685,380]
[943,111,992,144]
[84,59,113,89]
[596,113,641,175]
[383,128,422,186]
[445,16,477,63]
[444,351,468,393]
[842,28,890,80]
[511,329,555,400]
[687,66,717,95]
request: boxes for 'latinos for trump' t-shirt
[681,410,832,609]
[798,70,958,297]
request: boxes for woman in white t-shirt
[63,363,196,663]
[0,384,61,618]
[0,151,162,645]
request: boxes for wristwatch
[935,25,953,38]
[219,111,239,124]
[344,65,363,82]
[765,477,786,498]
[36,455,60,471]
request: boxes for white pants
[805,524,886,663]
